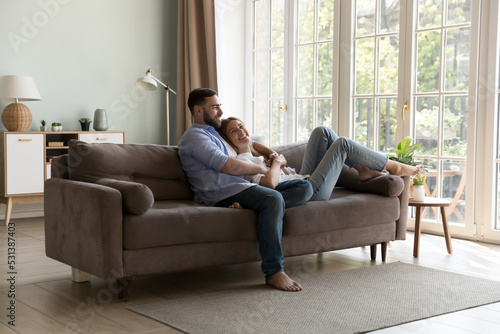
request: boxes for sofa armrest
[336,165,405,197]
[44,178,124,279]
[395,176,410,240]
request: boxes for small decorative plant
[51,122,62,132]
[413,174,426,186]
[386,136,422,166]
[51,122,62,126]
[40,120,46,126]
[78,118,92,131]
[78,118,92,124]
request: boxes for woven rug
[129,262,500,334]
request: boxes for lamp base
[1,103,32,131]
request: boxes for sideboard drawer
[5,134,44,195]
[79,132,124,144]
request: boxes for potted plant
[40,120,47,131]
[386,136,422,166]
[78,118,92,131]
[51,122,62,132]
[412,174,426,201]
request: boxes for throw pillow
[95,178,154,215]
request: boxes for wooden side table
[408,197,453,258]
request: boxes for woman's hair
[219,117,260,156]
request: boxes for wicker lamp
[0,75,42,131]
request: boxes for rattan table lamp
[0,75,42,131]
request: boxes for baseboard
[0,203,44,220]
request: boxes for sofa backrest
[272,142,307,172]
[67,140,194,201]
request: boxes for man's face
[200,95,223,129]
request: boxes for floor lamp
[136,69,177,145]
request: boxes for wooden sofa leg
[71,267,91,283]
[370,244,377,260]
[381,242,388,262]
[117,277,135,302]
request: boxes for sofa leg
[117,277,135,301]
[71,267,91,283]
[381,242,388,262]
[370,244,377,260]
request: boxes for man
[178,88,304,292]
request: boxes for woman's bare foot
[385,160,424,176]
[229,202,243,209]
[354,165,383,181]
[266,271,302,292]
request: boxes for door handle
[274,104,288,112]
[401,102,409,121]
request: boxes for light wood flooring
[1,217,500,334]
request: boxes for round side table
[408,197,453,258]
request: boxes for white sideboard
[0,131,125,225]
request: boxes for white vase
[413,185,425,201]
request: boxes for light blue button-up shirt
[178,123,254,206]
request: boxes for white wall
[0,0,178,145]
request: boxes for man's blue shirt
[178,123,253,206]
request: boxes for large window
[250,0,335,146]
[248,0,500,242]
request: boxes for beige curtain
[176,0,218,141]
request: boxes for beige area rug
[129,262,500,334]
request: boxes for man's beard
[202,108,221,129]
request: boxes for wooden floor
[1,217,500,334]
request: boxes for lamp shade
[0,75,41,101]
[136,73,158,91]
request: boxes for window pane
[254,51,269,98]
[297,0,315,43]
[317,98,333,127]
[271,100,285,145]
[379,0,400,34]
[447,0,471,25]
[497,164,500,229]
[416,31,441,93]
[378,97,397,152]
[445,27,470,92]
[356,0,375,37]
[317,43,333,96]
[378,36,398,94]
[415,96,439,156]
[442,159,466,225]
[271,48,284,97]
[354,97,374,149]
[443,95,467,157]
[255,0,270,49]
[317,0,334,41]
[254,100,269,139]
[297,99,314,142]
[417,0,442,29]
[354,38,375,94]
[271,0,285,47]
[297,45,314,96]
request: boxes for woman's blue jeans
[215,180,312,281]
[301,126,388,201]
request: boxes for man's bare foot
[354,165,383,181]
[266,271,302,292]
[385,161,424,176]
[229,202,243,209]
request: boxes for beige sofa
[44,140,410,298]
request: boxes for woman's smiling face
[226,119,251,149]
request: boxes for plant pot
[80,122,91,131]
[412,185,425,201]
[40,126,47,131]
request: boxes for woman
[219,117,313,208]
[221,117,423,201]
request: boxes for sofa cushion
[96,178,154,215]
[123,189,400,250]
[67,140,193,201]
[123,201,259,249]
